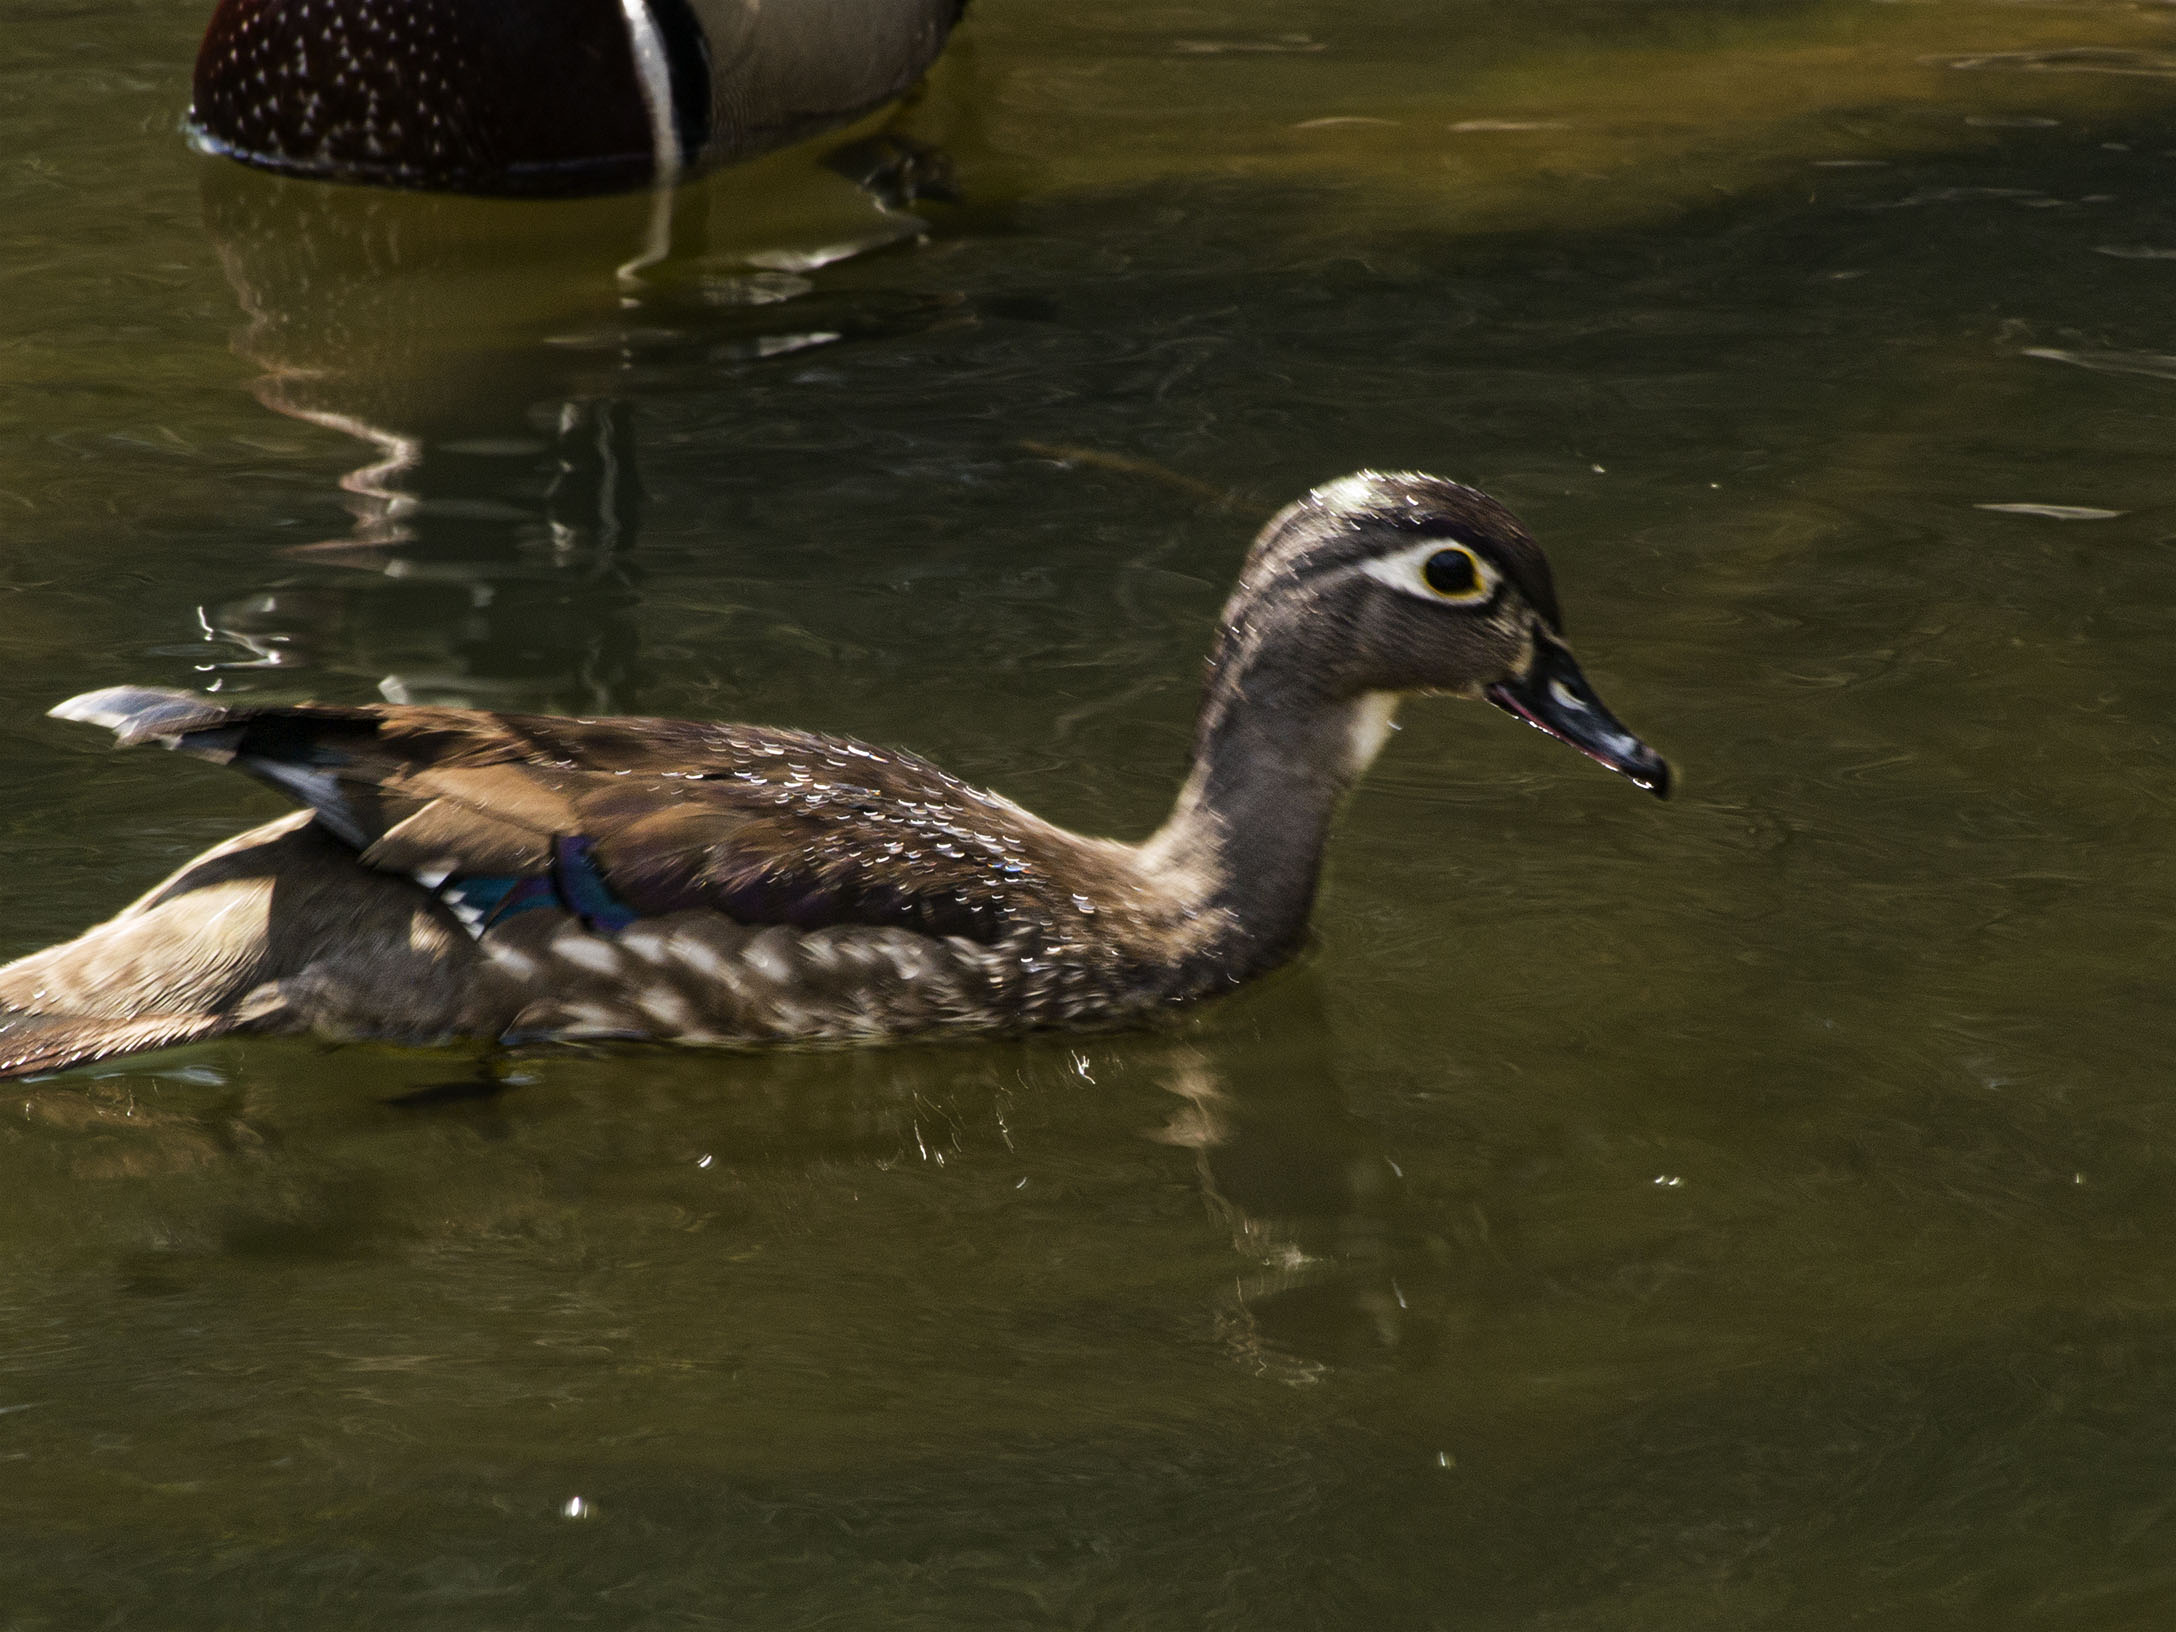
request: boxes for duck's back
[0,689,1199,1073]
[142,692,1138,939]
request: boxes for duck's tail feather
[0,1011,230,1080]
[49,686,387,848]
[49,686,242,751]
[0,809,312,1080]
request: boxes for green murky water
[8,1,2176,1624]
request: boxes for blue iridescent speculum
[439,837,640,935]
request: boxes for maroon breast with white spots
[189,0,671,195]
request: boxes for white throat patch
[1344,691,1402,775]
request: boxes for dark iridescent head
[1216,471,1670,797]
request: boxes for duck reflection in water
[1153,1000,1439,1381]
[25,1013,1430,1381]
[193,107,967,711]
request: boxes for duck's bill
[1485,636,1672,799]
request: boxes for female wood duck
[0,473,1668,1079]
[188,0,967,196]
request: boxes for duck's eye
[1422,545,1487,602]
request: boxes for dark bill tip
[1485,638,1672,799]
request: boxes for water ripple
[2023,345,2176,382]
[1927,47,2176,78]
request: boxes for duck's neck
[1140,665,1399,985]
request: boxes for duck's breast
[189,0,965,195]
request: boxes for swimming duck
[0,473,1667,1079]
[188,0,967,195]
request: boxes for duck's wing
[52,687,1102,944]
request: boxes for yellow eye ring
[1420,544,1491,604]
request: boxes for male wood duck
[0,473,1668,1079]
[188,0,967,196]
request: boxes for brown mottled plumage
[0,473,1670,1079]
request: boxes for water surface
[6,1,2176,1626]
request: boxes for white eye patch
[1357,537,1503,607]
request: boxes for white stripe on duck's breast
[617,0,687,182]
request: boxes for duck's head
[1218,471,1670,798]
